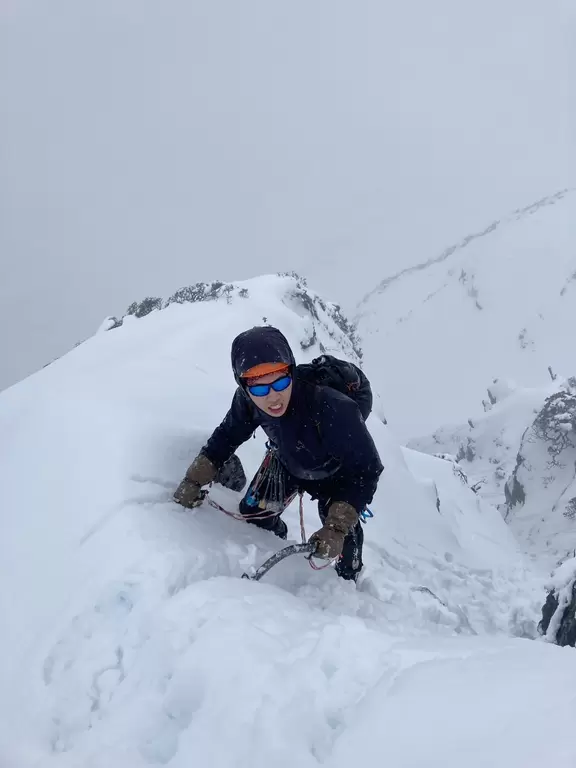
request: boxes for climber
[174,326,383,581]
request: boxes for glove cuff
[185,453,217,487]
[326,501,358,534]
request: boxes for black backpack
[297,354,373,421]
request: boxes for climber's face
[245,372,293,417]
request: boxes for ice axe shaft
[242,542,317,581]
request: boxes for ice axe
[241,542,318,581]
[200,495,336,581]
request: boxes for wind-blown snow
[1,275,573,767]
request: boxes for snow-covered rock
[505,383,576,561]
[409,376,576,562]
[107,272,363,363]
[539,556,576,647]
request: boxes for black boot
[271,517,288,540]
[335,522,363,581]
[239,492,288,540]
[246,513,288,540]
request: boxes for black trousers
[239,453,364,579]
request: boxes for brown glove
[173,454,217,509]
[309,501,358,559]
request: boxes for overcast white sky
[0,0,572,390]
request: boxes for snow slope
[409,380,555,511]
[356,189,576,440]
[1,274,573,767]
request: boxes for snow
[331,636,576,768]
[96,316,120,334]
[1,275,573,767]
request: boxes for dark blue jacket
[201,327,383,512]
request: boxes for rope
[298,492,339,571]
[298,491,307,544]
[206,495,282,522]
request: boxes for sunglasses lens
[248,383,271,397]
[248,375,292,397]
[271,376,291,392]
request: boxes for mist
[1,0,571,390]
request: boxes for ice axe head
[241,542,317,581]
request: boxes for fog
[1,0,571,389]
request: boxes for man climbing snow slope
[174,326,383,581]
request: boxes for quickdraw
[360,507,374,523]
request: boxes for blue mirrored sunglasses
[247,375,292,398]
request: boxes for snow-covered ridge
[355,188,576,439]
[100,273,363,364]
[357,188,573,308]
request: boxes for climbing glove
[174,454,217,508]
[309,501,358,559]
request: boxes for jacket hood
[231,326,296,384]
